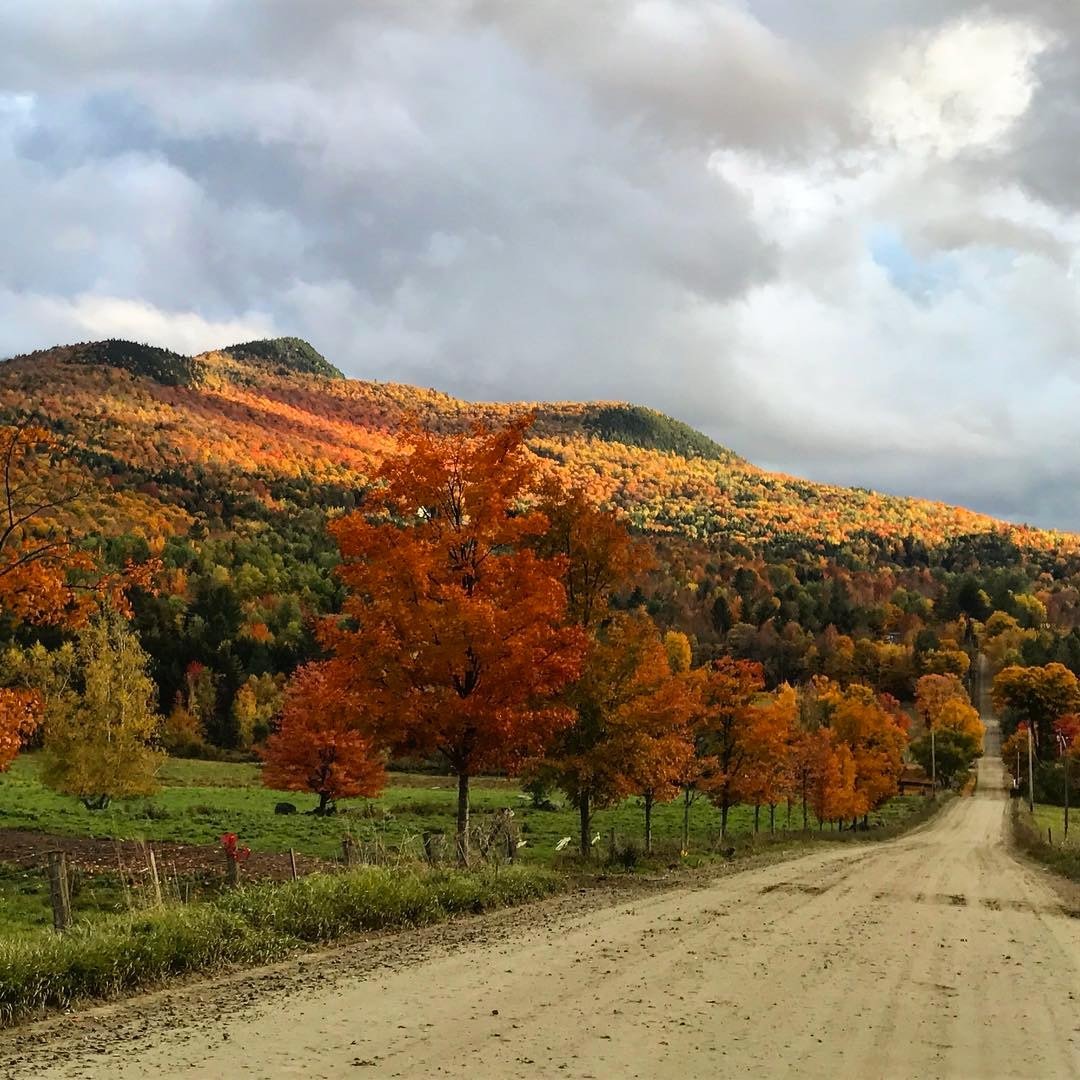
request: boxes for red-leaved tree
[322,419,586,861]
[261,662,385,814]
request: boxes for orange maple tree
[0,689,42,772]
[322,419,586,861]
[607,621,698,854]
[699,657,766,838]
[739,684,797,833]
[526,493,656,856]
[532,485,651,630]
[261,662,385,814]
[820,681,908,826]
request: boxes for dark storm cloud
[1,1,1079,528]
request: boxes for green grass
[1030,804,1080,848]
[0,865,559,1024]
[0,754,931,864]
[1012,802,1080,883]
[0,755,936,935]
[0,866,130,939]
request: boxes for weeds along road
[9,724,1080,1080]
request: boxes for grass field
[1011,802,1080,885]
[1031,803,1080,847]
[0,754,934,935]
[0,755,930,859]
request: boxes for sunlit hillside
[5,337,1072,557]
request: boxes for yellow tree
[915,674,969,728]
[993,663,1080,758]
[41,611,164,809]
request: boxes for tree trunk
[644,792,654,855]
[802,790,808,831]
[682,789,692,853]
[720,793,730,840]
[317,791,331,816]
[786,798,792,829]
[769,804,776,833]
[456,772,470,866]
[753,803,760,834]
[579,791,591,859]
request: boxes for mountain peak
[217,337,343,380]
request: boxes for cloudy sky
[3,2,1080,528]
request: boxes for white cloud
[0,292,275,357]
[2,1,1080,526]
[865,17,1051,158]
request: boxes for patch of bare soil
[0,829,331,882]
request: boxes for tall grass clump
[220,865,559,942]
[0,865,560,1024]
[0,906,288,1023]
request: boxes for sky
[3,1,1080,529]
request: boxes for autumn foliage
[261,662,385,814]
[0,689,41,772]
[318,419,586,859]
[993,663,1080,758]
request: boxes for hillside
[6,334,1080,748]
[1,336,1070,556]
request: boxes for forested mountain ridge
[3,335,1070,554]
[6,335,1080,750]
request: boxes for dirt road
[6,724,1080,1079]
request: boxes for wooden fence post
[341,837,355,869]
[147,845,163,906]
[289,849,299,881]
[47,851,72,931]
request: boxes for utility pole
[1066,751,1070,841]
[930,724,937,799]
[1058,733,1070,841]
[1028,724,1035,814]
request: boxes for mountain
[8,335,1080,744]
[2,336,1071,558]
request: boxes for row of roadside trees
[262,419,916,862]
[0,417,925,858]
